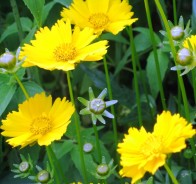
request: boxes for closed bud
[96,164,109,176]
[183,148,193,159]
[176,48,192,66]
[37,170,50,183]
[171,26,184,40]
[83,143,93,153]
[89,98,106,114]
[19,161,30,173]
[0,52,16,69]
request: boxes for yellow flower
[20,20,108,71]
[117,111,195,184]
[61,0,138,35]
[1,93,75,148]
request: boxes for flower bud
[183,148,193,159]
[37,170,50,183]
[96,164,109,176]
[89,98,106,114]
[83,143,93,153]
[0,52,16,70]
[19,161,30,172]
[171,26,184,40]
[176,48,192,66]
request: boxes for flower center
[30,114,52,135]
[140,134,163,157]
[53,43,77,62]
[89,98,106,114]
[88,13,109,29]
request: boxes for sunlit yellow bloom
[61,0,138,35]
[171,35,196,75]
[20,20,108,71]
[117,111,195,183]
[1,93,75,148]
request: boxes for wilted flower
[78,87,118,124]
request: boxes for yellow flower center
[53,43,77,62]
[88,13,109,29]
[140,134,163,157]
[30,114,52,135]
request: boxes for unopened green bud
[37,170,50,183]
[83,143,93,153]
[176,48,192,66]
[96,164,109,176]
[183,148,193,159]
[89,98,106,114]
[19,161,29,172]
[0,52,16,69]
[171,26,184,40]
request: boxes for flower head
[171,35,196,75]
[78,87,118,125]
[1,93,75,148]
[20,20,108,71]
[61,0,138,35]
[117,111,195,183]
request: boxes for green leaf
[42,1,56,24]
[146,49,169,98]
[0,17,33,43]
[133,27,161,52]
[146,176,154,184]
[51,140,74,159]
[23,0,45,27]
[0,82,16,116]
[14,81,44,104]
[54,0,72,7]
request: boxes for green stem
[154,0,196,167]
[129,26,143,126]
[93,124,102,162]
[154,0,189,118]
[66,71,88,183]
[144,0,167,110]
[13,73,29,99]
[103,57,118,148]
[172,0,177,25]
[46,145,65,184]
[192,69,196,103]
[164,163,179,184]
[10,0,24,43]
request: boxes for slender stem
[103,57,118,148]
[172,0,177,25]
[66,71,88,183]
[13,73,29,99]
[46,146,65,184]
[154,0,196,167]
[154,0,189,119]
[164,163,179,184]
[129,26,143,126]
[93,124,102,162]
[10,0,24,43]
[144,0,167,110]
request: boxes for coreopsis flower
[118,111,195,184]
[171,35,196,75]
[78,87,118,124]
[1,93,75,148]
[20,20,108,71]
[61,0,138,35]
